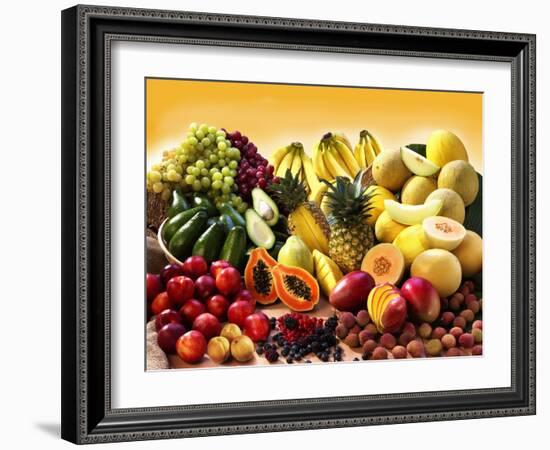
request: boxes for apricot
[472,344,483,355]
[458,333,474,348]
[449,327,463,339]
[472,328,483,343]
[344,333,360,348]
[220,323,242,342]
[460,309,475,322]
[207,336,230,364]
[230,335,255,362]
[362,339,378,355]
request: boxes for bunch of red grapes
[225,130,278,200]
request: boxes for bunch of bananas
[353,129,383,168]
[312,132,361,183]
[270,142,322,200]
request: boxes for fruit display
[147,124,483,369]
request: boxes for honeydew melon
[400,146,440,176]
[384,199,442,226]
[422,216,466,251]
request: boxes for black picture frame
[61,4,536,444]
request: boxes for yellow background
[146,79,483,173]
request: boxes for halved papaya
[244,248,278,305]
[271,264,320,312]
[361,243,405,285]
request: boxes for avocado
[251,187,279,226]
[244,208,275,249]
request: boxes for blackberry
[311,342,320,352]
[283,316,298,330]
[286,357,294,364]
[265,349,279,363]
[320,353,329,362]
[281,348,289,357]
[256,346,264,355]
[353,357,360,361]
[269,317,277,328]
[325,335,337,346]
[305,360,312,364]
[361,352,369,360]
[315,327,324,336]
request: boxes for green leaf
[462,172,482,237]
[405,143,427,158]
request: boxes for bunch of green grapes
[146,122,248,213]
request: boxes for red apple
[227,300,255,327]
[157,323,186,354]
[192,312,222,340]
[166,276,194,305]
[215,267,242,296]
[233,289,256,307]
[176,330,207,363]
[179,299,206,326]
[194,275,216,299]
[161,263,184,285]
[155,309,181,331]
[401,277,441,323]
[151,292,172,316]
[206,295,230,321]
[210,260,232,279]
[329,271,375,312]
[146,273,163,303]
[242,312,271,342]
[183,256,208,280]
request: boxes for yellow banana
[364,139,378,166]
[270,145,290,172]
[276,147,295,177]
[366,130,383,155]
[354,140,367,168]
[323,147,352,179]
[290,144,303,177]
[332,139,361,176]
[312,141,332,181]
[301,150,321,195]
[332,132,353,151]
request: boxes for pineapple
[269,170,331,255]
[322,171,375,273]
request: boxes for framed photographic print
[61,4,536,444]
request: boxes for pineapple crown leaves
[320,170,375,225]
[268,169,308,213]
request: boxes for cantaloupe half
[422,216,466,251]
[361,243,405,285]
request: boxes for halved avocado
[244,208,275,249]
[251,187,279,226]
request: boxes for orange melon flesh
[361,243,405,285]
